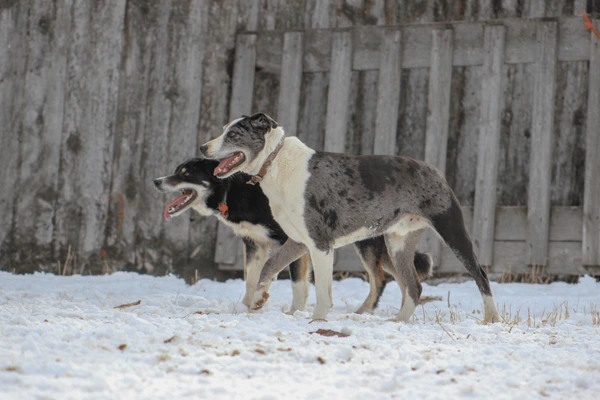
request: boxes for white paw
[250,286,270,311]
[311,306,331,321]
[242,294,252,308]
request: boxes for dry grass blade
[310,329,350,338]
[114,300,141,309]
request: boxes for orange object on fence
[583,13,600,41]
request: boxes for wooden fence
[0,0,599,282]
[216,16,600,277]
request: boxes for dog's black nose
[199,144,208,155]
[153,178,163,187]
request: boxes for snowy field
[1,271,599,400]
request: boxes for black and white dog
[154,158,432,314]
[199,113,501,323]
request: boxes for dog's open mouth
[163,189,198,220]
[214,152,245,177]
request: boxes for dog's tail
[414,252,433,281]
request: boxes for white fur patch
[387,214,430,237]
[289,280,310,313]
[256,135,316,246]
[395,295,417,322]
[217,218,275,246]
[483,294,501,323]
[333,227,378,249]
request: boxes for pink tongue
[163,195,189,220]
[214,154,238,176]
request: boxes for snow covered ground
[1,271,599,400]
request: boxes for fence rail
[215,16,600,277]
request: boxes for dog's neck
[246,136,285,185]
[245,127,286,177]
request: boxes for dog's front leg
[251,239,307,311]
[242,239,269,308]
[308,248,334,320]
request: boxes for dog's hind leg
[242,239,269,308]
[354,238,388,314]
[430,194,501,323]
[308,247,334,320]
[251,239,307,311]
[384,230,424,322]
[288,254,311,314]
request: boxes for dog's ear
[248,113,278,130]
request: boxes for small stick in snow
[114,300,141,309]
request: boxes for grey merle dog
[199,113,501,323]
[154,158,433,314]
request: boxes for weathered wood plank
[195,0,240,276]
[347,70,378,155]
[583,28,600,266]
[304,0,337,29]
[254,17,590,74]
[276,32,303,136]
[0,1,29,262]
[214,33,257,268]
[296,3,334,154]
[421,29,454,264]
[445,66,480,206]
[495,206,583,242]
[324,31,353,153]
[472,25,505,266]
[439,241,587,276]
[397,68,429,159]
[526,20,558,266]
[529,1,546,18]
[238,0,260,31]
[54,0,126,268]
[573,0,587,15]
[229,34,257,117]
[129,0,175,275]
[373,29,402,155]
[162,0,207,281]
[259,0,278,31]
[15,0,72,266]
[496,63,534,206]
[550,61,588,206]
[106,0,156,268]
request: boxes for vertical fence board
[445,66,481,206]
[526,21,558,266]
[0,2,29,259]
[324,31,353,153]
[396,68,429,159]
[163,0,207,280]
[496,63,535,206]
[472,25,505,266]
[106,1,156,267]
[193,0,239,278]
[373,29,402,155]
[15,0,72,266]
[132,0,174,275]
[529,1,546,18]
[297,4,333,151]
[550,61,588,206]
[214,33,257,268]
[55,0,126,268]
[421,29,454,266]
[277,32,303,136]
[583,29,600,266]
